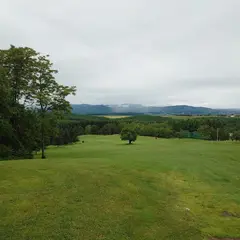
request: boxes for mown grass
[0,136,240,240]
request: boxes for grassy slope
[0,136,240,240]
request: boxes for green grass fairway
[0,136,240,240]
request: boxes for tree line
[55,115,240,144]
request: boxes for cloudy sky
[1,0,239,108]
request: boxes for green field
[102,115,131,119]
[162,115,216,119]
[0,136,240,240]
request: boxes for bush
[232,131,240,141]
[0,144,12,160]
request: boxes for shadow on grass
[116,143,140,146]
[0,158,39,162]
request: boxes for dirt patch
[221,211,240,218]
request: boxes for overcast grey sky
[1,0,240,107]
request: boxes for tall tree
[0,46,39,159]
[0,45,76,159]
[29,54,76,158]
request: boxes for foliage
[120,126,137,144]
[99,123,120,135]
[85,125,92,135]
[62,114,240,142]
[27,51,75,158]
[232,130,240,141]
[198,125,213,140]
[90,125,99,134]
[50,121,84,146]
[0,45,75,159]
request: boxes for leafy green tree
[0,66,11,118]
[120,127,137,144]
[91,125,99,134]
[78,126,85,136]
[0,45,38,106]
[139,124,156,136]
[157,127,173,138]
[0,46,42,159]
[183,119,199,137]
[198,125,212,140]
[28,52,76,158]
[50,121,84,146]
[0,45,76,159]
[198,124,229,141]
[99,123,120,135]
[55,136,64,146]
[218,128,229,141]
[232,131,240,141]
[63,128,71,145]
[0,66,12,158]
[85,125,92,134]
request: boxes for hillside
[71,104,113,115]
[1,135,240,239]
[71,104,240,115]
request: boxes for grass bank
[0,136,240,239]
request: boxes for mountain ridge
[71,104,240,115]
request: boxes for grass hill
[1,135,240,239]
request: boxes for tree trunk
[40,102,46,159]
[129,140,132,144]
[40,110,46,159]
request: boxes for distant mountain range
[71,104,240,115]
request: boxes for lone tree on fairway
[120,127,137,144]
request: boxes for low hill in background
[71,104,240,116]
[71,104,113,115]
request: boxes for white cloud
[1,0,240,107]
